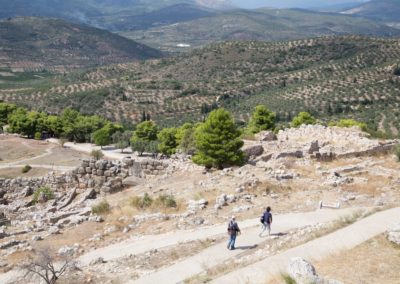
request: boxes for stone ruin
[246,125,398,163]
[0,157,172,255]
[0,157,170,201]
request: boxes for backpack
[227,221,233,233]
[228,221,238,233]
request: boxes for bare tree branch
[20,247,78,284]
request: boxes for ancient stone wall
[0,157,169,198]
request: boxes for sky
[231,0,370,9]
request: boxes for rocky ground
[0,125,399,283]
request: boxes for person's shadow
[259,232,288,238]
[235,244,258,250]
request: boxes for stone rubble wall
[254,125,399,163]
[0,157,169,197]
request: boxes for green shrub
[130,193,153,209]
[394,144,400,162]
[34,132,42,140]
[291,112,316,128]
[91,149,104,160]
[91,200,111,215]
[154,194,177,208]
[21,165,32,173]
[329,119,367,131]
[281,273,297,284]
[32,187,54,204]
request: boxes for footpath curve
[129,208,359,284]
[211,207,400,284]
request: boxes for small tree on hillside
[157,127,178,156]
[132,121,158,142]
[112,131,132,153]
[193,108,244,169]
[131,139,147,156]
[130,121,158,156]
[91,149,104,160]
[291,112,316,128]
[248,105,276,134]
[179,125,197,155]
[92,128,110,149]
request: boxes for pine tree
[291,112,316,128]
[157,127,178,156]
[248,105,276,134]
[192,108,244,169]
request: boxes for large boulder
[308,140,320,154]
[215,194,227,209]
[288,257,319,284]
[122,176,142,187]
[256,131,277,142]
[243,145,264,159]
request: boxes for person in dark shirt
[260,206,272,237]
[227,216,240,250]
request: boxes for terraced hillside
[0,17,162,72]
[1,36,400,136]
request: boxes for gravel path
[129,208,359,284]
[0,207,371,284]
[211,207,400,284]
[47,139,132,160]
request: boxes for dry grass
[342,174,393,195]
[0,136,47,163]
[314,234,400,283]
[26,146,91,166]
[0,166,50,178]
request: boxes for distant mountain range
[0,0,226,29]
[0,0,398,32]
[0,17,162,72]
[231,0,369,9]
[342,0,400,26]
[0,0,399,65]
[120,8,400,52]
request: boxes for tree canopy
[192,108,244,169]
[157,127,178,156]
[248,105,276,133]
[291,112,316,128]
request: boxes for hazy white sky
[231,0,369,9]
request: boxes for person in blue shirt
[260,206,272,237]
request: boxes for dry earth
[0,126,400,283]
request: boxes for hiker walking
[260,206,272,236]
[227,216,240,250]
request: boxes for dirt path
[48,139,132,160]
[79,208,357,269]
[129,208,359,284]
[211,207,400,284]
[0,207,369,284]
